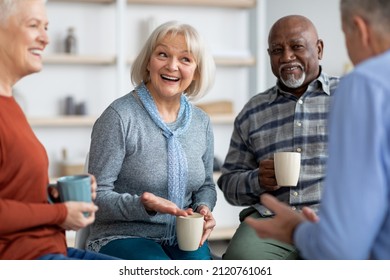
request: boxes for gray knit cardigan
[86,90,217,251]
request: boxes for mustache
[278,63,304,73]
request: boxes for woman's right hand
[60,201,98,231]
[141,192,192,216]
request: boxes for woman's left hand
[196,205,216,247]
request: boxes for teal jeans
[222,207,301,260]
[99,237,212,260]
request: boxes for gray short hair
[131,20,215,100]
[340,0,390,34]
[0,0,17,25]
[0,0,46,26]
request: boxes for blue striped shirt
[218,69,340,216]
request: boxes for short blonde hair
[131,21,215,100]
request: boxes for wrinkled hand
[196,205,216,247]
[259,159,280,191]
[245,194,306,244]
[60,201,98,231]
[141,192,193,216]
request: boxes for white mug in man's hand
[274,152,301,187]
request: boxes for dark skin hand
[259,158,280,191]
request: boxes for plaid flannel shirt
[218,69,340,216]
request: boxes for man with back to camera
[246,0,390,260]
[217,14,339,259]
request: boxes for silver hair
[0,0,46,26]
[131,20,215,100]
[0,0,17,25]
[340,0,390,35]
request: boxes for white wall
[262,0,349,89]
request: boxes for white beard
[281,72,306,88]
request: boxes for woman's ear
[192,68,200,81]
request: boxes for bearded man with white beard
[217,15,340,260]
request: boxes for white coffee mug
[274,152,301,187]
[176,213,204,251]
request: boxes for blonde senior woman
[86,21,217,260]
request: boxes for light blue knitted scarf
[137,82,192,245]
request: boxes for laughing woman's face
[146,33,197,102]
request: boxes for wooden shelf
[49,0,256,8]
[127,56,255,67]
[44,55,254,67]
[28,116,97,127]
[49,0,115,3]
[127,0,255,8]
[214,56,256,67]
[28,114,233,127]
[43,54,116,65]
[210,114,236,124]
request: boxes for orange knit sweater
[0,96,67,259]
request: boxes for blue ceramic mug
[48,174,92,216]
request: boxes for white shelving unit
[30,0,261,125]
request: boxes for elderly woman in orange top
[0,0,117,260]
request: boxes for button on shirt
[217,69,340,216]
